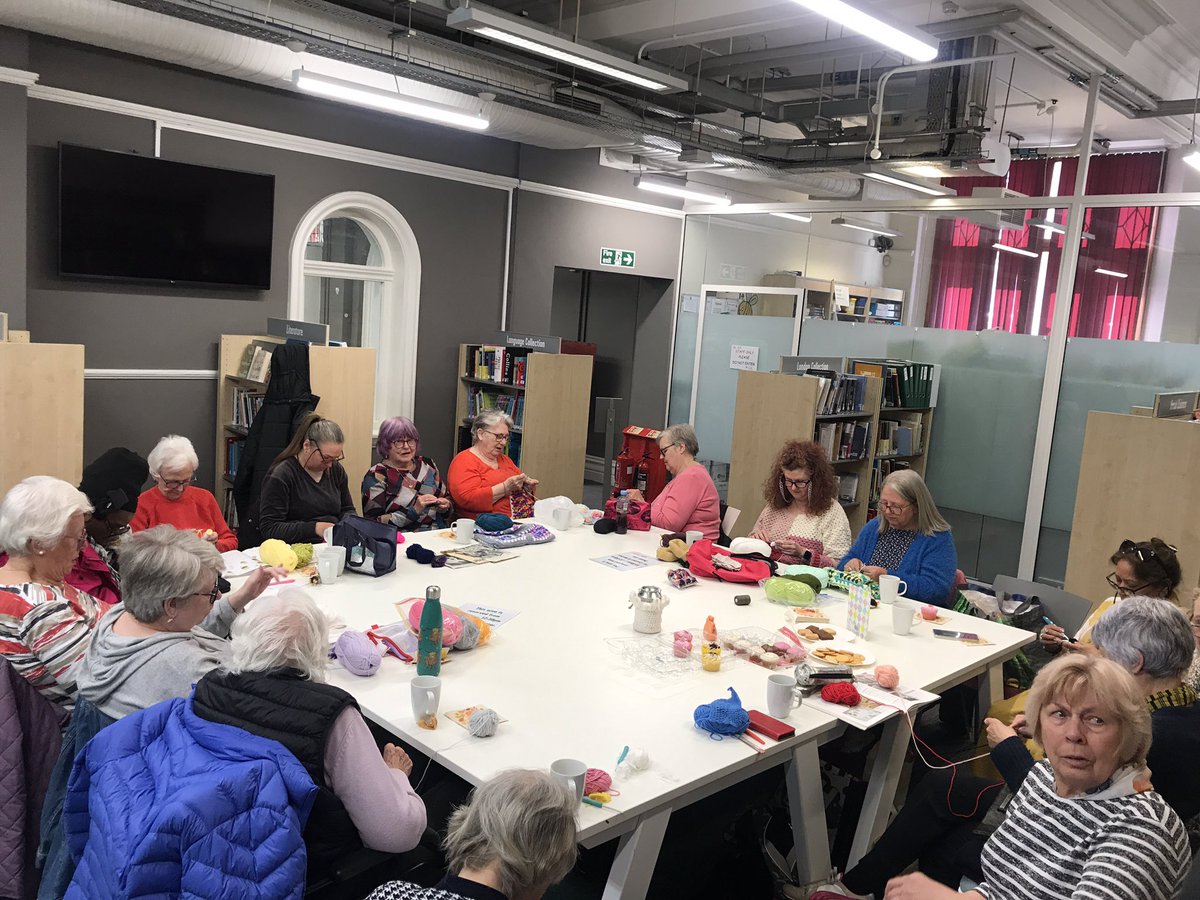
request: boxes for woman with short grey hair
[447,408,539,518]
[74,525,285,718]
[366,768,578,900]
[131,434,238,551]
[625,422,721,540]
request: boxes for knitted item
[821,682,861,706]
[405,544,435,564]
[748,502,852,565]
[694,688,750,735]
[333,631,382,677]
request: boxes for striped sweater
[978,760,1190,900]
[0,581,107,707]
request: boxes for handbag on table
[601,497,653,531]
[331,515,398,577]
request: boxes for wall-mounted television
[59,144,275,289]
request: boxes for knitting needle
[738,733,767,754]
[615,745,630,768]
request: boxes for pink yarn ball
[584,768,612,794]
[874,664,900,691]
[407,600,464,647]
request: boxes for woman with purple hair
[362,417,453,531]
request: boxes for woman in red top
[131,435,237,552]
[447,410,539,518]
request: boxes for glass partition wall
[671,179,1200,586]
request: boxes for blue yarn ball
[476,513,514,532]
[693,687,750,735]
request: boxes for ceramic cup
[686,530,703,546]
[767,673,802,718]
[550,758,588,801]
[410,675,441,730]
[892,600,914,636]
[454,518,475,544]
[878,574,908,606]
[327,544,347,574]
[316,553,339,585]
[552,506,571,531]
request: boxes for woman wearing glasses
[130,435,237,551]
[839,469,957,606]
[748,440,851,566]
[363,416,453,531]
[75,447,150,608]
[448,409,538,518]
[258,413,356,543]
[624,424,721,540]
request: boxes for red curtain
[924,152,1164,338]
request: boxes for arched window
[289,193,421,429]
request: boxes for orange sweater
[130,486,239,552]
[447,449,521,517]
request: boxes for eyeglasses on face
[781,476,811,490]
[1105,572,1157,597]
[308,446,345,465]
[393,437,417,447]
[98,518,130,537]
[158,476,197,489]
[658,442,678,458]
[879,500,910,513]
[188,582,221,605]
[483,430,509,443]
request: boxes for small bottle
[417,585,443,676]
[615,490,630,535]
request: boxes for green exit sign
[600,247,636,268]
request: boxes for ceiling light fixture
[771,212,813,223]
[292,70,488,131]
[832,216,900,237]
[786,0,938,61]
[855,167,954,196]
[1095,268,1128,278]
[635,176,732,206]
[447,7,688,93]
[1185,145,1200,173]
[1185,66,1200,172]
[896,163,949,179]
[992,242,1039,258]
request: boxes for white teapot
[629,585,670,634]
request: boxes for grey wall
[0,82,28,328]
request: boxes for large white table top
[315,525,1033,845]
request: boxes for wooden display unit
[0,342,85,495]
[726,370,882,539]
[870,407,935,508]
[1065,411,1200,599]
[454,343,593,503]
[762,274,906,325]
[214,335,377,524]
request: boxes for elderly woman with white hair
[192,590,427,877]
[0,476,102,705]
[130,434,237,551]
[839,469,957,606]
[367,769,578,900]
[447,409,539,518]
[73,526,283,718]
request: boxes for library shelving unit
[214,334,377,525]
[762,273,906,325]
[726,370,882,539]
[0,341,84,495]
[454,343,593,502]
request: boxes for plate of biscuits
[792,623,857,644]
[809,645,874,667]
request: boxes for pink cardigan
[650,464,721,540]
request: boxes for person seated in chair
[624,424,720,541]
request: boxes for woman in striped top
[0,476,107,707]
[882,655,1190,900]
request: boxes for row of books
[877,415,924,457]
[222,487,239,529]
[231,388,265,429]
[849,359,935,409]
[224,436,245,480]
[835,473,859,503]
[870,458,912,502]
[803,371,869,415]
[816,420,871,462]
[235,343,274,384]
[467,387,525,428]
[468,345,529,387]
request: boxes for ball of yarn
[455,615,481,650]
[406,544,435,564]
[874,664,900,691]
[476,513,513,532]
[763,577,816,607]
[406,600,464,647]
[467,708,499,737]
[624,747,650,771]
[431,554,448,568]
[584,768,612,794]
[694,687,750,735]
[820,682,861,706]
[333,631,381,677]
[593,517,617,535]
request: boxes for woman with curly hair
[748,440,851,566]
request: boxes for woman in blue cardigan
[839,469,957,606]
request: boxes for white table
[312,525,1032,897]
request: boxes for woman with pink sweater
[626,424,721,540]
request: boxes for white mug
[767,673,802,718]
[878,574,908,605]
[454,518,475,544]
[552,507,571,531]
[327,544,347,574]
[892,600,914,636]
[316,554,339,584]
[410,675,441,728]
[550,757,588,801]
[685,530,703,546]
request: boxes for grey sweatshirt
[75,599,239,718]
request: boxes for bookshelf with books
[726,369,882,538]
[454,342,592,502]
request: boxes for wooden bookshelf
[455,344,593,503]
[0,342,84,495]
[726,370,882,539]
[870,407,935,510]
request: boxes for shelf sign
[833,284,851,310]
[498,332,562,353]
[601,247,636,268]
[730,344,760,372]
[267,317,329,345]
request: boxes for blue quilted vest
[63,695,317,899]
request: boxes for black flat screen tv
[59,144,275,289]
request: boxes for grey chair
[991,574,1094,637]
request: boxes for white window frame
[289,192,421,428]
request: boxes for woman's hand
[434,496,452,510]
[983,716,1018,748]
[843,558,864,573]
[862,565,888,581]
[383,742,414,776]
[314,521,335,539]
[1039,622,1068,649]
[501,474,526,496]
[623,489,645,503]
[228,564,290,611]
[1010,712,1031,739]
[773,537,805,558]
[415,493,438,510]
[884,872,976,900]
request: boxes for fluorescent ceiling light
[857,168,954,196]
[897,164,948,179]
[1185,145,1200,172]
[1095,268,1128,278]
[293,70,488,131]
[786,0,938,61]
[992,242,1039,258]
[635,176,731,206]
[1036,221,1067,235]
[832,216,900,237]
[447,7,688,93]
[771,212,813,223]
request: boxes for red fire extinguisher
[615,445,635,495]
[635,453,650,494]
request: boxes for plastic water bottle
[417,585,443,676]
[615,490,630,535]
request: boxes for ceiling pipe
[635,15,812,61]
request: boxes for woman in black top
[258,413,355,543]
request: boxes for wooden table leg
[601,807,672,900]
